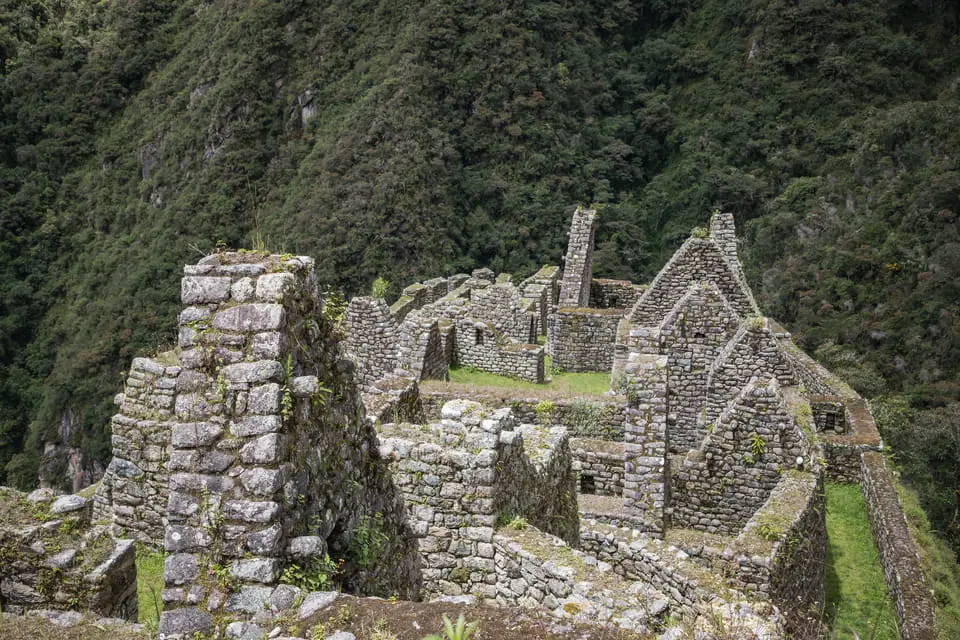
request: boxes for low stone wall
[590,279,643,309]
[454,318,544,382]
[809,396,845,434]
[0,489,137,620]
[492,524,671,629]
[420,388,626,441]
[93,356,177,544]
[571,438,624,496]
[861,452,937,640]
[551,307,622,373]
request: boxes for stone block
[222,361,283,384]
[171,422,223,448]
[231,415,281,437]
[181,277,232,305]
[213,304,285,332]
[239,433,282,465]
[256,273,296,302]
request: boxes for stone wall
[420,390,626,441]
[491,525,671,628]
[0,488,137,620]
[571,438,624,496]
[589,279,643,309]
[397,312,447,381]
[453,317,544,382]
[520,265,560,336]
[470,283,537,344]
[377,400,578,599]
[345,296,400,386]
[652,283,742,453]
[155,253,418,638]
[558,207,598,308]
[551,307,622,373]
[822,398,883,483]
[861,452,937,640]
[93,356,178,543]
[621,353,669,535]
[672,379,808,535]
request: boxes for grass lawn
[825,482,899,640]
[136,544,165,631]
[447,360,611,396]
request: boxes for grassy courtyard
[824,482,899,640]
[447,360,612,396]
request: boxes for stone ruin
[1,210,937,640]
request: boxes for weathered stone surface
[248,384,281,414]
[287,536,324,559]
[240,468,283,496]
[50,494,86,514]
[298,591,338,619]
[164,525,212,553]
[224,500,280,523]
[164,554,199,586]
[240,433,281,465]
[231,558,280,584]
[256,273,296,302]
[225,586,274,614]
[231,415,281,437]
[171,422,223,448]
[181,277,232,305]
[267,584,301,611]
[222,360,284,384]
[244,524,282,555]
[158,607,213,638]
[44,549,77,569]
[213,304,285,332]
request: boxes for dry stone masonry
[5,208,933,640]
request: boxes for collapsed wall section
[0,488,138,620]
[377,400,578,600]
[558,207,598,308]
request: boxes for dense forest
[0,0,958,555]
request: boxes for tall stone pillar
[558,207,598,308]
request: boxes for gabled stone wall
[703,321,797,426]
[654,283,742,453]
[672,379,808,535]
[628,237,758,325]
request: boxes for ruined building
[0,209,936,640]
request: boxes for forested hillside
[1,0,958,550]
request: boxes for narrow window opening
[580,474,596,495]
